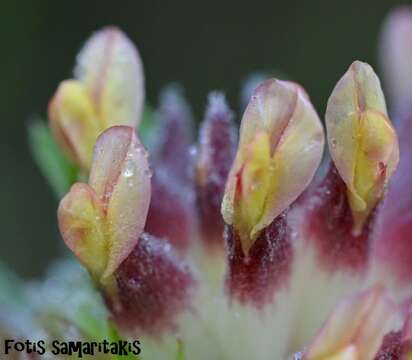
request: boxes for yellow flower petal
[58,183,107,281]
[326,61,399,234]
[222,79,324,255]
[48,80,100,170]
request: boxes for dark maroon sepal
[153,85,194,186]
[224,211,292,308]
[145,169,196,251]
[301,164,376,274]
[144,85,197,251]
[196,93,237,250]
[106,233,195,337]
[374,331,406,359]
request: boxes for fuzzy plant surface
[4,6,412,360]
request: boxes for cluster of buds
[52,29,196,336]
[31,7,412,359]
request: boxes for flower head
[25,13,412,359]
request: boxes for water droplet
[124,167,134,177]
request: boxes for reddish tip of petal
[224,210,292,308]
[107,233,195,337]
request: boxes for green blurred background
[0,0,405,277]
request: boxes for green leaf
[27,118,78,198]
[176,340,185,360]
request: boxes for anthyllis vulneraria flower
[10,7,412,359]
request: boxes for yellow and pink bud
[305,286,400,360]
[222,79,325,256]
[58,126,151,287]
[325,61,399,235]
[49,27,145,170]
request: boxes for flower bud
[305,286,400,360]
[58,126,151,287]
[74,26,145,128]
[222,79,324,255]
[196,92,237,249]
[49,27,145,170]
[325,61,399,235]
